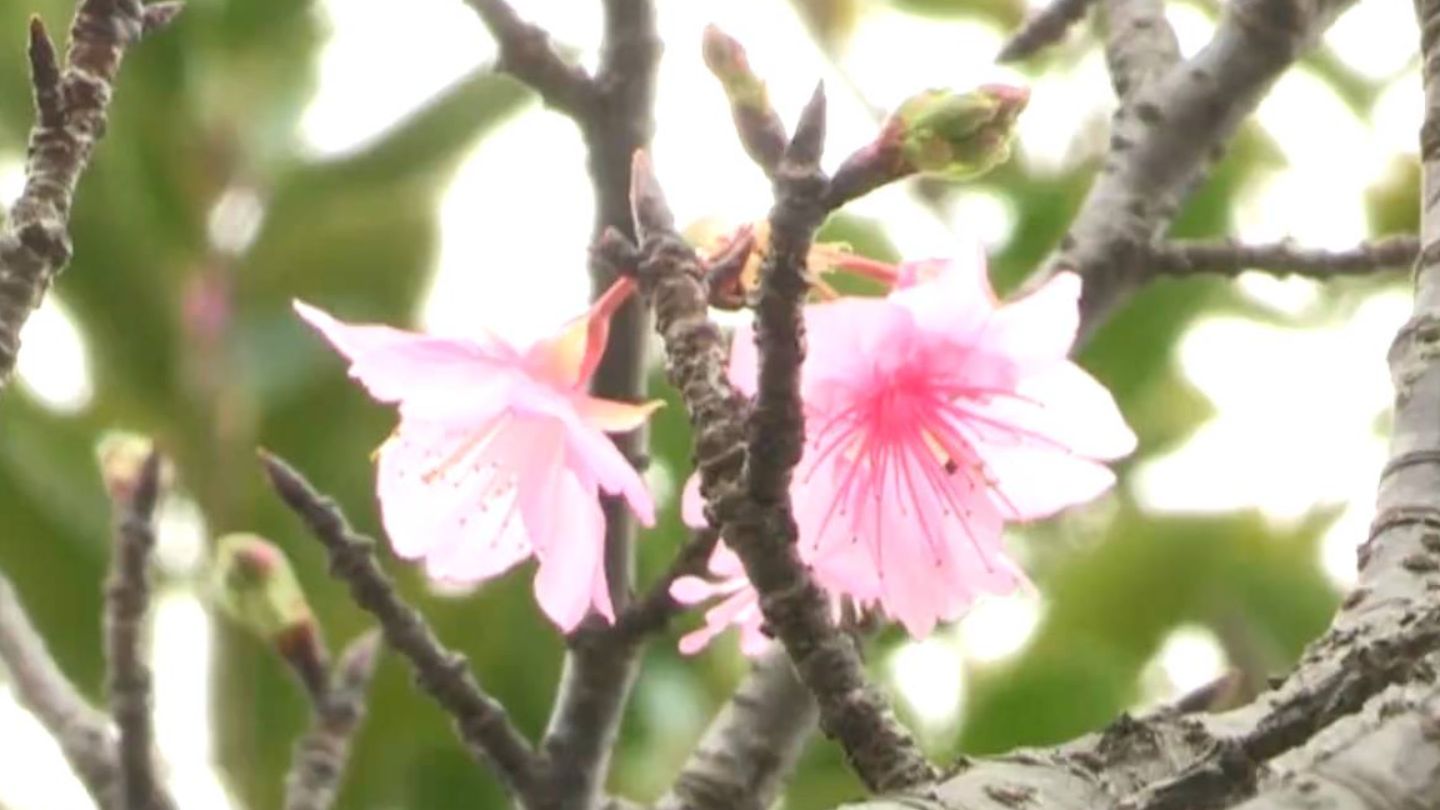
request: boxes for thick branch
[1041,0,1356,338]
[0,1,179,391]
[1229,679,1440,810]
[656,648,817,810]
[997,0,1099,63]
[1149,237,1419,278]
[259,452,542,803]
[103,451,175,810]
[283,630,383,810]
[1099,0,1180,99]
[0,570,119,806]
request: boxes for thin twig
[997,0,1100,62]
[0,0,181,391]
[464,0,595,117]
[0,570,119,806]
[1149,236,1418,279]
[614,529,720,640]
[259,451,542,803]
[656,648,817,810]
[104,450,176,810]
[283,630,383,810]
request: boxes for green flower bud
[210,533,313,642]
[893,84,1029,180]
[96,431,170,502]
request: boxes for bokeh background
[0,0,1419,808]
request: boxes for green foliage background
[0,1,1413,808]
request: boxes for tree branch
[1037,0,1356,339]
[1228,680,1440,810]
[1098,0,1180,99]
[1149,236,1419,279]
[0,0,180,391]
[627,145,935,795]
[997,0,1099,63]
[258,452,543,803]
[504,4,660,808]
[614,529,720,640]
[656,648,817,810]
[104,450,176,810]
[0,570,119,807]
[464,0,595,117]
[825,2,1440,805]
[283,630,383,810]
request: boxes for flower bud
[893,84,1029,180]
[96,432,170,503]
[212,533,330,697]
[211,533,313,642]
[828,84,1029,206]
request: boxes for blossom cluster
[295,237,1134,649]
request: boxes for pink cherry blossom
[673,479,876,655]
[680,246,1135,647]
[670,541,770,656]
[294,279,659,632]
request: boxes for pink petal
[726,316,760,397]
[576,396,663,433]
[562,420,656,527]
[705,542,747,578]
[375,415,534,578]
[790,445,876,589]
[681,473,707,528]
[979,445,1117,520]
[678,625,721,656]
[294,300,519,420]
[669,575,719,604]
[808,539,882,603]
[889,248,997,340]
[737,621,772,657]
[730,298,910,403]
[980,272,1082,365]
[524,277,635,389]
[513,420,573,553]
[801,298,912,392]
[531,465,611,630]
[874,470,1015,637]
[1005,362,1137,460]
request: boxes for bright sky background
[0,0,1423,805]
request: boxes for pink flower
[672,479,876,656]
[294,279,659,632]
[670,541,770,656]
[681,247,1135,647]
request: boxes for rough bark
[0,1,179,390]
[103,452,176,810]
[1049,0,1357,338]
[656,649,818,810]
